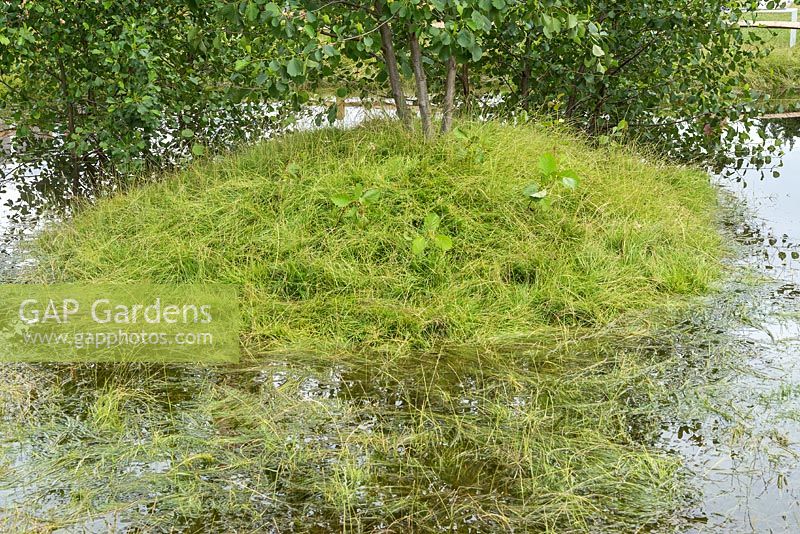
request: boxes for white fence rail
[750,8,798,47]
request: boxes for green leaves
[560,170,580,190]
[538,153,557,177]
[410,212,454,257]
[524,153,581,208]
[453,127,470,141]
[329,183,380,224]
[424,212,440,233]
[361,188,380,204]
[286,58,303,78]
[541,13,562,39]
[523,183,547,200]
[330,194,351,208]
[433,234,453,252]
[567,14,579,30]
[411,236,428,256]
[452,127,485,163]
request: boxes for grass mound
[3,121,729,532]
[37,120,722,354]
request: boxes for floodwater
[661,119,800,532]
[2,115,800,531]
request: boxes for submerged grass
[0,121,727,531]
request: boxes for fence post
[792,9,798,48]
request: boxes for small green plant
[523,152,581,209]
[330,183,380,223]
[408,213,453,257]
[598,119,629,146]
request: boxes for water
[660,119,800,531]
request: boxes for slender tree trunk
[375,3,411,129]
[459,63,470,100]
[518,36,532,108]
[519,64,531,108]
[565,64,586,119]
[440,56,457,133]
[408,28,432,139]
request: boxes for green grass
[748,48,800,108]
[0,121,727,531]
[744,10,800,108]
[34,121,722,355]
[745,11,799,50]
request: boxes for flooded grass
[0,121,731,531]
[0,319,717,532]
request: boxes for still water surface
[662,119,800,532]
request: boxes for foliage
[218,0,780,172]
[14,121,728,531]
[478,1,773,169]
[523,152,581,209]
[0,0,787,192]
[330,182,380,224]
[0,0,790,229]
[0,0,280,198]
[409,212,453,256]
[221,0,599,136]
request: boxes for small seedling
[523,182,549,209]
[330,183,380,224]
[408,213,453,257]
[523,152,581,209]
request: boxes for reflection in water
[662,118,800,531]
[0,161,62,279]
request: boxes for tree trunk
[408,28,432,139]
[459,63,470,101]
[375,3,411,129]
[518,36,532,108]
[440,56,457,133]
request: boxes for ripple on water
[666,119,800,531]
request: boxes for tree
[0,0,776,190]
[221,0,592,138]
[0,0,280,198]
[479,0,769,169]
